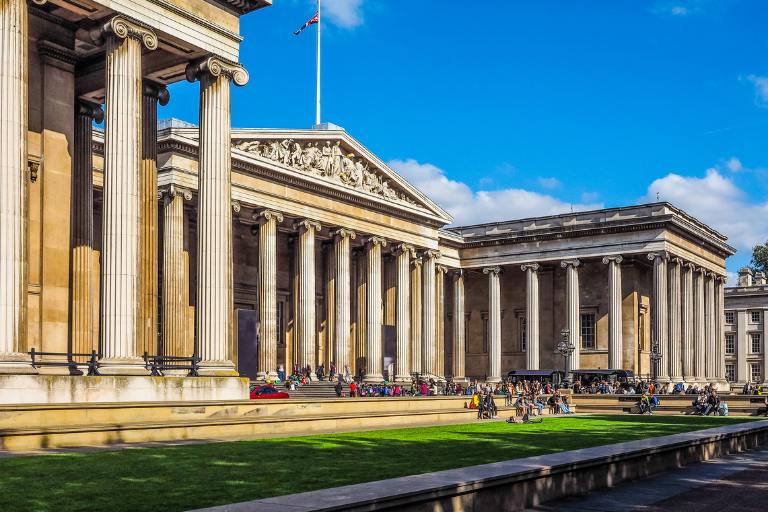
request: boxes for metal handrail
[28,348,100,376]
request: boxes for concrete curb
[190,419,768,512]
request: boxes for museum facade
[0,0,736,403]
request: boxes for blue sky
[162,0,768,276]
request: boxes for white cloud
[388,159,602,226]
[321,0,364,28]
[645,168,768,251]
[745,74,768,107]
[726,157,743,172]
[537,177,561,189]
[670,5,689,15]
[651,1,704,17]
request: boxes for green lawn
[0,415,755,512]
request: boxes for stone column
[561,259,581,376]
[256,210,283,380]
[602,255,625,371]
[421,250,439,376]
[392,243,413,381]
[137,81,169,358]
[435,265,447,378]
[295,219,321,369]
[694,268,706,381]
[682,263,695,380]
[483,267,502,383]
[452,270,466,382]
[410,255,423,374]
[161,185,192,358]
[522,263,540,370]
[71,102,104,358]
[647,252,668,379]
[705,272,716,381]
[186,56,248,375]
[331,229,355,376]
[96,17,157,374]
[365,236,387,381]
[668,258,683,381]
[715,276,726,382]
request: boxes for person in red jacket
[349,380,357,398]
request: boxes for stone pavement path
[530,446,768,511]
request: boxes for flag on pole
[293,11,319,35]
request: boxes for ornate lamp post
[650,337,662,382]
[555,328,575,388]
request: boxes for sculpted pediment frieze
[232,137,420,208]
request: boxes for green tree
[752,241,768,273]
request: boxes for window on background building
[752,311,762,324]
[520,317,527,352]
[725,334,735,355]
[751,363,762,384]
[725,364,735,382]
[725,311,735,324]
[752,334,762,354]
[580,312,596,349]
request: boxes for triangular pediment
[228,128,453,224]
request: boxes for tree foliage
[752,241,768,273]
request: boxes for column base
[0,353,37,375]
[394,374,412,383]
[486,376,501,384]
[98,357,151,376]
[198,360,239,377]
[363,373,384,383]
[256,371,279,382]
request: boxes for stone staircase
[282,381,340,399]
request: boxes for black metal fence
[142,352,200,377]
[28,348,100,376]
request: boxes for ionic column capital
[76,101,104,123]
[31,0,48,5]
[521,263,540,273]
[143,80,170,106]
[646,251,668,262]
[411,257,423,268]
[365,236,387,249]
[255,209,284,224]
[684,262,697,272]
[158,184,192,202]
[186,56,249,86]
[422,249,441,261]
[231,200,241,214]
[560,258,581,269]
[391,242,415,257]
[332,228,356,241]
[90,15,158,50]
[452,268,465,280]
[294,219,321,232]
[603,255,624,265]
[483,266,502,276]
[436,265,449,274]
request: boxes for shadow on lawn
[0,415,750,512]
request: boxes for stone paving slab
[190,419,768,512]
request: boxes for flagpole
[316,0,321,126]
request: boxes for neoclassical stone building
[724,268,768,386]
[0,0,735,403]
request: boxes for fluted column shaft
[602,255,624,370]
[694,269,706,380]
[484,267,501,382]
[138,82,168,358]
[522,264,540,370]
[410,257,423,374]
[422,251,438,375]
[452,271,466,381]
[648,253,668,379]
[99,20,157,373]
[333,229,355,374]
[296,220,320,369]
[365,237,386,381]
[187,57,247,374]
[257,210,283,380]
[705,273,716,380]
[0,0,31,369]
[561,260,581,375]
[715,277,725,381]
[668,258,683,380]
[161,186,190,358]
[71,103,103,358]
[682,264,695,380]
[435,265,447,377]
[393,244,412,381]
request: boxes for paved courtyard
[531,446,768,511]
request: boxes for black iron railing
[28,348,100,376]
[142,352,200,377]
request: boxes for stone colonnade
[0,7,249,374]
[479,253,725,383]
